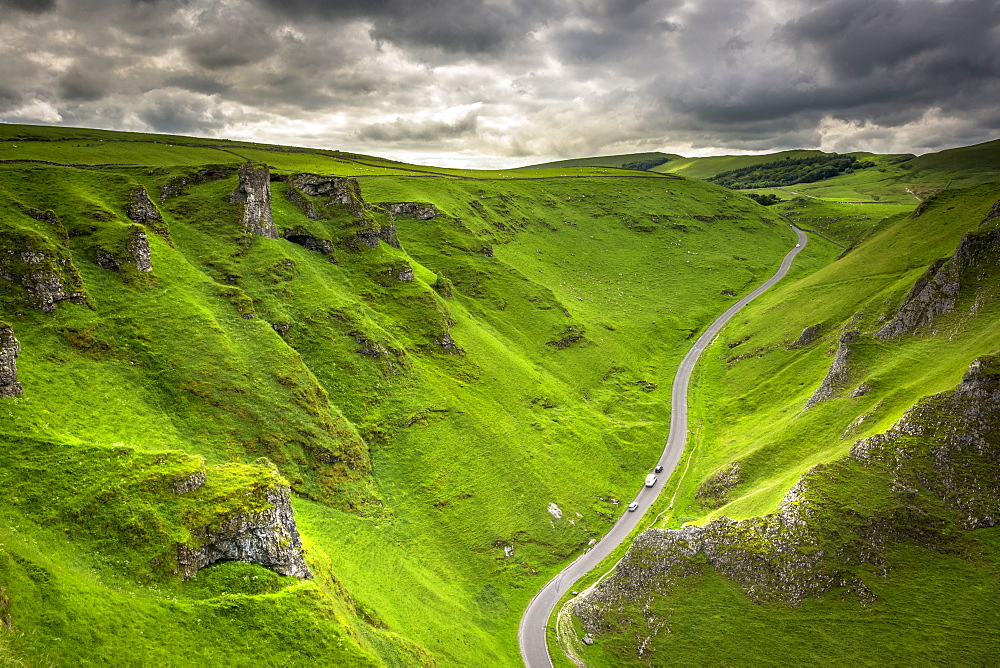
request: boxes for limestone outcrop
[125,187,163,227]
[877,225,1000,340]
[176,484,312,580]
[0,326,22,398]
[285,174,366,219]
[789,323,824,348]
[230,162,277,238]
[0,238,86,312]
[805,329,859,407]
[289,173,361,205]
[280,229,336,258]
[380,202,437,220]
[95,226,153,274]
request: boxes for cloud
[356,111,478,144]
[135,89,227,135]
[258,0,553,55]
[0,0,56,13]
[185,22,281,70]
[0,0,996,165]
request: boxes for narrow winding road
[518,226,809,668]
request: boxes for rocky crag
[0,325,22,398]
[0,233,86,312]
[230,162,277,238]
[575,352,1000,651]
[95,225,153,275]
[177,483,312,580]
[877,212,1000,340]
[805,329,860,407]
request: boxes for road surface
[518,226,809,668]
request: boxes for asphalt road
[518,226,809,668]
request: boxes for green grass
[0,123,795,665]
[580,527,1000,666]
[521,152,682,170]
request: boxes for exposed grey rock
[482,245,494,257]
[289,173,360,204]
[0,327,23,398]
[282,231,335,257]
[790,323,824,348]
[356,228,381,249]
[0,244,86,313]
[379,202,437,220]
[876,227,1000,339]
[126,227,153,272]
[805,329,860,408]
[172,469,206,495]
[95,249,121,272]
[286,173,366,219]
[434,330,463,355]
[230,163,277,238]
[177,485,312,580]
[851,353,1000,529]
[397,264,414,282]
[850,382,872,398]
[125,187,162,226]
[94,227,153,274]
[378,224,401,249]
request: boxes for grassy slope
[518,152,681,170]
[572,180,1000,664]
[0,124,794,664]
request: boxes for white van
[644,474,657,487]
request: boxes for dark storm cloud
[137,90,225,135]
[0,0,56,13]
[57,67,110,102]
[356,112,478,143]
[258,0,555,55]
[0,0,998,164]
[184,23,281,70]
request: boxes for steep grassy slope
[0,124,795,664]
[568,178,1000,664]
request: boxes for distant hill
[521,151,682,170]
[900,138,1000,189]
[654,150,829,179]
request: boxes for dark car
[654,465,663,473]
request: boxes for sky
[0,0,998,169]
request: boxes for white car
[627,502,639,512]
[644,474,657,487]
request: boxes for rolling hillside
[0,124,795,665]
[566,175,1000,665]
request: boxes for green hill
[0,123,794,665]
[520,151,681,171]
